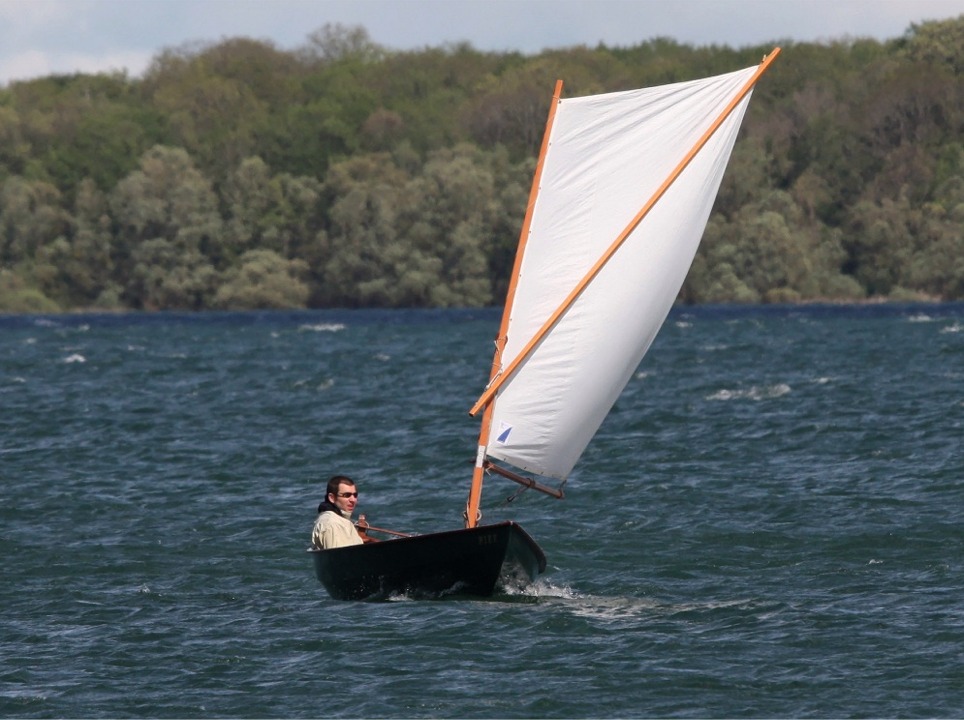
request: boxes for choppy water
[1,304,962,718]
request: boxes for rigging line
[481,337,505,392]
[485,462,527,506]
[500,474,567,507]
[500,486,528,506]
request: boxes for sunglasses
[336,491,358,498]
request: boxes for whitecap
[63,353,86,363]
[299,323,346,332]
[759,382,791,399]
[707,388,738,401]
[707,383,791,401]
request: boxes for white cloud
[0,0,961,86]
[0,0,64,27]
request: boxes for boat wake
[536,590,769,625]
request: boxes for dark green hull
[309,521,546,601]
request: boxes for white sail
[484,65,760,480]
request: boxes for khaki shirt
[311,511,363,549]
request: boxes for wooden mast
[469,48,782,418]
[465,79,565,529]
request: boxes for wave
[298,322,346,332]
[706,383,791,401]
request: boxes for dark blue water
[2,304,961,718]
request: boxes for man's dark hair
[326,475,355,498]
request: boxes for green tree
[222,157,323,259]
[0,104,31,178]
[848,174,964,299]
[128,238,218,310]
[898,15,964,74]
[318,153,411,306]
[5,73,160,197]
[149,61,267,178]
[0,268,60,312]
[462,58,572,158]
[297,23,385,65]
[213,249,310,309]
[846,194,915,297]
[2,17,964,310]
[689,190,861,303]
[0,176,69,262]
[903,172,964,300]
[109,145,223,309]
[320,144,528,307]
[32,178,118,308]
[907,197,964,298]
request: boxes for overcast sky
[1,0,962,86]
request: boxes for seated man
[311,475,364,549]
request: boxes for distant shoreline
[2,296,961,320]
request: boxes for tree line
[0,17,962,312]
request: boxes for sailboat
[310,49,781,601]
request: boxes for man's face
[330,482,358,516]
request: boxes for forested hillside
[1,17,961,312]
